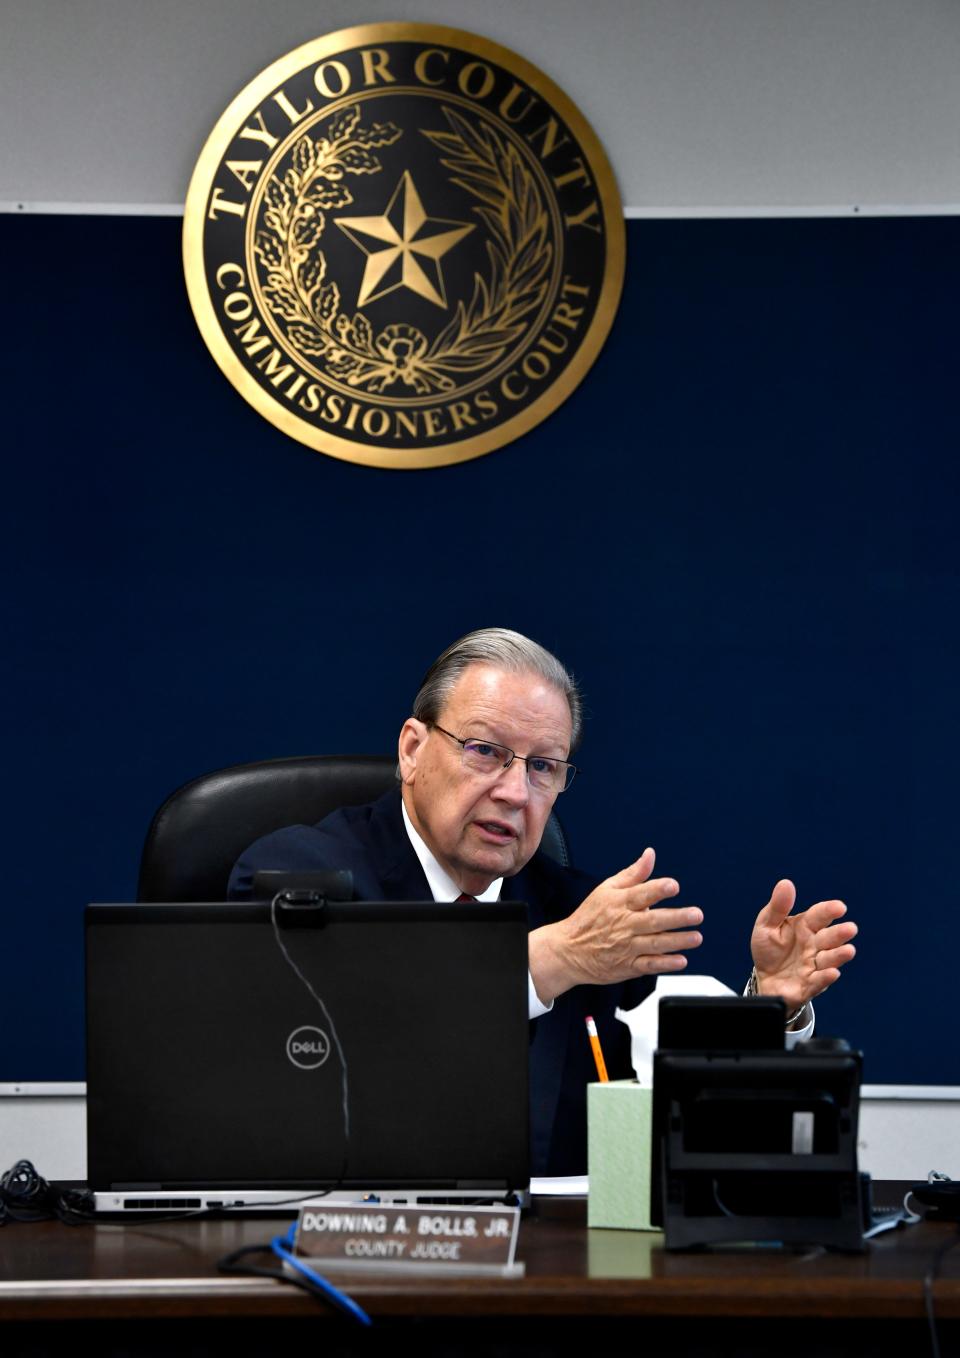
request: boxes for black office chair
[137,754,570,902]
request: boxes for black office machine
[652,997,866,1252]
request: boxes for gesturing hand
[528,848,704,1005]
[750,880,858,1010]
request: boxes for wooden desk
[2,1192,959,1356]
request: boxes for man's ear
[397,718,428,785]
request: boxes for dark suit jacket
[228,789,649,1175]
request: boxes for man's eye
[528,757,558,775]
[466,741,500,760]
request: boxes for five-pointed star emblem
[335,171,474,309]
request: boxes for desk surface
[2,1192,960,1326]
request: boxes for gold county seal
[183,24,625,469]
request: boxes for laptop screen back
[85,901,529,1193]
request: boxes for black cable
[923,1223,960,1358]
[0,1159,96,1225]
[269,890,351,1193]
[1,1159,46,1220]
[217,1228,371,1325]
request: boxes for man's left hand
[750,881,858,1010]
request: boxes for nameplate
[294,1203,522,1275]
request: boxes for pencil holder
[587,1080,657,1231]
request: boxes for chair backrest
[136,754,570,902]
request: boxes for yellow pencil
[585,1015,609,1082]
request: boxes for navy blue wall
[5,213,956,1083]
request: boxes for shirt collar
[401,799,502,903]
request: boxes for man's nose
[491,756,530,805]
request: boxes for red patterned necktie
[455,893,476,903]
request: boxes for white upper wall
[2,0,958,211]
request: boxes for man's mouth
[474,820,517,842]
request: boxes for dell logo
[286,1025,331,1070]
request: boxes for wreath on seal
[253,104,553,395]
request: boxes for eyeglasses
[432,724,578,793]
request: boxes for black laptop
[85,899,530,1212]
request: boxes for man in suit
[229,628,858,1174]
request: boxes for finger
[631,904,703,935]
[636,928,704,956]
[620,877,683,912]
[807,966,842,998]
[811,920,858,951]
[814,942,857,971]
[799,899,849,932]
[605,848,656,890]
[754,879,797,928]
[632,953,690,977]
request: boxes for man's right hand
[527,848,703,1005]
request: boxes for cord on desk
[862,1190,922,1241]
[923,1223,960,1358]
[0,1159,95,1225]
[218,1223,371,1326]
